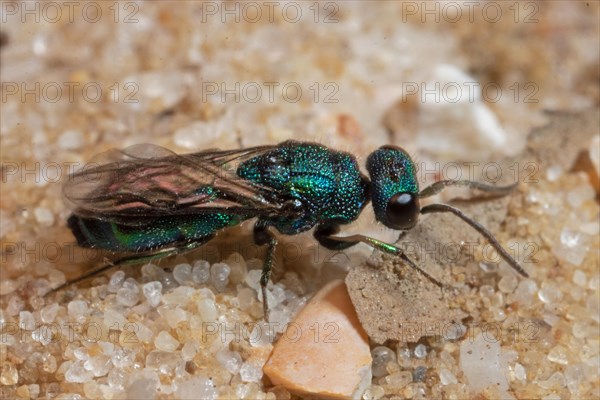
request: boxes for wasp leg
[50,239,212,294]
[320,232,445,290]
[253,222,278,322]
[314,224,359,250]
[418,179,518,199]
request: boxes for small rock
[459,333,508,393]
[538,282,563,304]
[249,321,277,347]
[19,311,36,331]
[237,288,256,310]
[125,71,188,114]
[181,341,198,361]
[135,323,154,343]
[245,269,262,291]
[192,260,211,284]
[0,362,18,385]
[546,165,563,181]
[47,269,66,288]
[28,384,40,398]
[103,308,126,328]
[116,278,140,307]
[145,351,180,372]
[143,281,163,307]
[384,371,412,390]
[126,372,159,400]
[371,346,397,377]
[226,253,247,284]
[154,331,179,352]
[174,121,226,150]
[547,345,569,365]
[439,368,458,385]
[16,385,30,398]
[210,262,231,292]
[161,286,195,305]
[572,270,587,287]
[68,300,90,322]
[414,64,509,160]
[513,363,526,381]
[564,364,583,394]
[0,280,17,295]
[157,305,188,329]
[414,344,427,359]
[108,271,126,293]
[173,263,192,285]
[58,129,84,150]
[363,385,385,400]
[175,375,217,400]
[553,228,590,266]
[65,360,93,383]
[6,295,24,316]
[263,280,372,400]
[498,275,518,294]
[98,342,114,356]
[514,279,538,304]
[40,303,59,323]
[34,207,54,226]
[216,349,243,374]
[197,298,218,322]
[444,323,467,340]
[240,360,264,383]
[84,355,111,377]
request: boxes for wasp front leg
[315,224,445,290]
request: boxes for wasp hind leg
[50,237,213,294]
[253,222,278,322]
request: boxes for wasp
[60,140,528,319]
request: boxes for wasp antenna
[418,180,518,199]
[420,203,529,278]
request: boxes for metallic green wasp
[61,140,528,319]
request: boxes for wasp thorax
[366,145,420,230]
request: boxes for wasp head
[366,145,420,230]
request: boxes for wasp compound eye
[386,192,420,230]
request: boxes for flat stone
[346,250,468,344]
[263,280,371,400]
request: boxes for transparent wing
[64,143,282,225]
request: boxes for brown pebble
[263,280,372,399]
